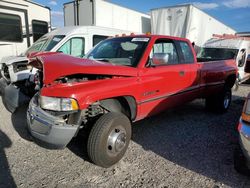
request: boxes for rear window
[0,13,22,42]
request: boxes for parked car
[0,26,134,112]
[26,34,237,167]
[235,93,250,176]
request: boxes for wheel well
[99,96,137,121]
[225,74,236,88]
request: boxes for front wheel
[87,112,131,168]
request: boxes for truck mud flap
[2,85,30,113]
[0,78,7,95]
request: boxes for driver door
[138,38,195,117]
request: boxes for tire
[217,87,232,113]
[205,87,232,113]
[87,112,131,168]
[234,145,250,176]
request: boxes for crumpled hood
[0,55,28,65]
[30,53,138,85]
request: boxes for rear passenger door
[139,38,196,116]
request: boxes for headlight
[40,96,79,111]
[242,98,250,123]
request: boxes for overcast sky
[34,0,250,32]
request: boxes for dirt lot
[0,86,250,188]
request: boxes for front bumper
[27,96,80,148]
[238,118,250,167]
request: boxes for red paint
[238,122,243,132]
[32,35,237,121]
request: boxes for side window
[93,35,108,46]
[32,20,48,42]
[0,13,22,42]
[58,37,85,57]
[149,40,179,66]
[179,41,194,63]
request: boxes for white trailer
[64,0,151,33]
[0,0,51,60]
[151,4,236,47]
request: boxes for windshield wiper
[95,58,110,62]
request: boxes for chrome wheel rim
[224,94,230,109]
[107,126,127,155]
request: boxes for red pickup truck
[27,35,237,167]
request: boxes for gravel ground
[0,85,250,188]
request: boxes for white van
[197,36,250,83]
[0,26,137,112]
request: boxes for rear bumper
[27,96,80,148]
[238,118,250,167]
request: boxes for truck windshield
[197,47,238,61]
[25,35,65,55]
[86,37,149,67]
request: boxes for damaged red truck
[26,35,237,167]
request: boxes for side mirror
[152,53,170,66]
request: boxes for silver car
[235,93,250,176]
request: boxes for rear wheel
[87,112,131,168]
[218,88,231,112]
[205,87,232,113]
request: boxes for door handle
[179,71,185,76]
